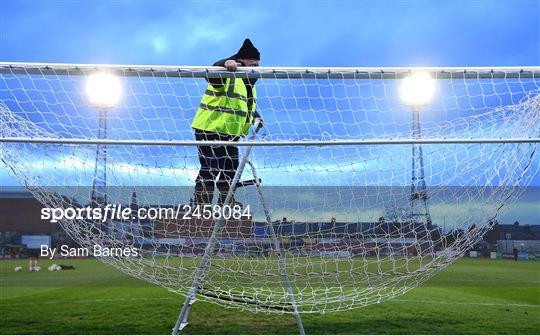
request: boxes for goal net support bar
[1,137,538,146]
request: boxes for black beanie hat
[237,38,260,60]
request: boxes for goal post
[0,63,539,329]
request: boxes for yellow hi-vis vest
[191,77,257,136]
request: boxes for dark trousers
[193,129,239,205]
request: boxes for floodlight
[400,71,435,107]
[86,72,122,108]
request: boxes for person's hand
[253,117,264,129]
[224,60,240,72]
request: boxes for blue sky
[1,1,539,66]
[0,0,539,225]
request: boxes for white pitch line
[430,277,540,285]
[1,274,125,281]
[395,299,540,308]
[0,296,177,307]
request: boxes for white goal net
[1,63,539,315]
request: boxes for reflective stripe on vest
[203,89,248,102]
[198,103,247,117]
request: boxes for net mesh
[1,65,539,314]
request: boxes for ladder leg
[247,161,305,335]
[172,120,263,335]
[172,293,196,334]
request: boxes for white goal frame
[1,63,539,335]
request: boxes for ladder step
[196,287,294,312]
[216,178,261,189]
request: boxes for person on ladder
[191,38,263,206]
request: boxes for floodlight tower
[400,72,434,227]
[85,72,122,220]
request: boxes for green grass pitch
[0,258,539,334]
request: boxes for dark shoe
[193,181,214,205]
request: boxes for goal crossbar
[1,62,539,79]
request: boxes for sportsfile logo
[41,204,251,223]
[41,204,139,223]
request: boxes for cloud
[151,36,169,54]
[127,6,271,63]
